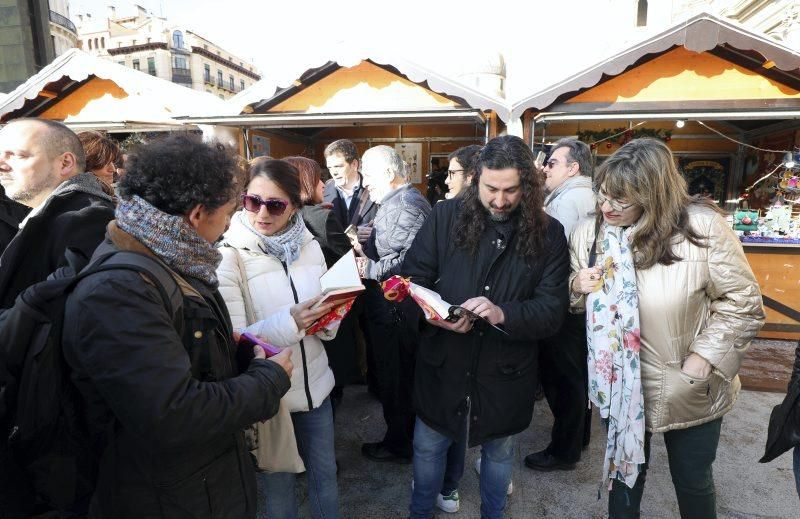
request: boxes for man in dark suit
[323,139,378,231]
[322,140,379,408]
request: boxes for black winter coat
[301,204,352,268]
[761,340,800,463]
[62,231,291,518]
[401,199,569,445]
[0,188,29,256]
[0,175,114,309]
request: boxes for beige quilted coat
[569,205,765,432]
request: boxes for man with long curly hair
[402,135,570,518]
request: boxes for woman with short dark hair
[570,138,764,518]
[77,131,120,187]
[283,156,351,267]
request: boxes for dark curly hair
[453,135,549,263]
[118,133,238,215]
[448,144,482,179]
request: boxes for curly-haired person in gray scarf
[61,134,294,519]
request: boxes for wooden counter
[743,243,800,340]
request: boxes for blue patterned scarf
[116,195,222,287]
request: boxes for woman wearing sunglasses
[217,159,340,518]
[570,138,764,518]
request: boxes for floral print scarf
[586,223,646,489]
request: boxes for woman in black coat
[283,156,351,268]
[761,339,800,498]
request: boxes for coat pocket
[155,447,247,519]
[662,361,723,425]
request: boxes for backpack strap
[73,251,183,320]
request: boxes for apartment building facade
[76,5,260,98]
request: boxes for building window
[229,75,234,90]
[217,70,223,87]
[147,57,156,75]
[173,56,187,69]
[636,0,648,27]
[88,39,92,50]
[101,37,105,49]
[94,38,98,49]
[204,64,211,82]
[132,59,140,70]
[117,60,125,66]
[240,79,245,91]
[172,30,184,48]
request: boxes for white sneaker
[474,457,514,495]
[437,489,460,513]
[410,481,461,513]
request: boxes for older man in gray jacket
[356,145,431,463]
[525,138,596,472]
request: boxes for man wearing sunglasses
[524,138,595,474]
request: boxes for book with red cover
[307,250,363,333]
[311,250,364,309]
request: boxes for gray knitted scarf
[237,209,305,265]
[116,195,222,287]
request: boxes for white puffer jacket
[217,212,335,413]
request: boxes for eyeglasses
[544,159,574,169]
[594,190,635,212]
[241,194,289,216]
[447,169,464,179]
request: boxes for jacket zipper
[281,261,314,411]
[467,232,510,432]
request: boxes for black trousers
[539,311,590,462]
[363,283,416,457]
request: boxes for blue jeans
[258,397,338,519]
[410,417,513,519]
[794,446,800,500]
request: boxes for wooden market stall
[179,52,508,195]
[513,12,800,340]
[0,48,226,133]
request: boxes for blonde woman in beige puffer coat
[569,138,764,519]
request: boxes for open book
[383,276,507,335]
[312,250,365,309]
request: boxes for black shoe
[361,441,412,464]
[524,449,576,472]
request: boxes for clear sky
[65,0,677,100]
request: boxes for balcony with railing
[172,67,193,86]
[49,10,77,34]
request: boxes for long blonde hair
[595,138,720,269]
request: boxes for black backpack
[0,248,182,513]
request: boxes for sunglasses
[241,194,289,216]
